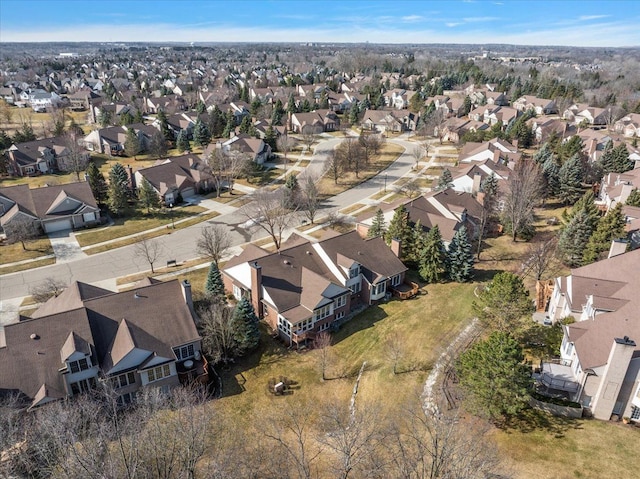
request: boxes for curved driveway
[0,136,419,302]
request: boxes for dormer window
[349,264,360,279]
[68,357,90,373]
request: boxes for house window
[146,364,172,383]
[278,317,292,335]
[319,322,331,331]
[334,294,347,309]
[117,392,135,406]
[173,344,195,361]
[112,371,136,389]
[335,311,345,320]
[69,357,90,374]
[391,274,402,287]
[349,265,360,279]
[70,377,96,395]
[233,284,243,301]
[313,305,332,321]
[372,282,386,296]
[631,406,640,420]
[350,281,361,294]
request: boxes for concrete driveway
[47,230,87,263]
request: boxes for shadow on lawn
[502,407,585,438]
[330,303,389,346]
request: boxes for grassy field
[75,205,207,246]
[0,237,53,265]
[193,279,477,426]
[318,143,405,196]
[492,409,640,479]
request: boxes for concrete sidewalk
[48,230,88,263]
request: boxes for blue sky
[1,1,638,47]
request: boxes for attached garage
[180,187,196,199]
[44,218,72,233]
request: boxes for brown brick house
[222,231,407,347]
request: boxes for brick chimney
[472,173,482,194]
[390,238,402,258]
[250,261,263,318]
[180,280,197,321]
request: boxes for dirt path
[421,318,479,416]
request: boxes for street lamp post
[169,203,175,229]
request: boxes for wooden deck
[392,281,420,300]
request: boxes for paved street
[0,134,433,310]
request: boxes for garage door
[44,219,72,233]
[181,187,195,199]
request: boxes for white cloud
[402,15,423,23]
[1,19,638,47]
[578,14,611,21]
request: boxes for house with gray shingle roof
[542,249,640,421]
[0,279,203,409]
[222,230,407,347]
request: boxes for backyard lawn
[0,237,53,265]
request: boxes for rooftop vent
[30,333,39,340]
[283,260,291,265]
[306,251,312,255]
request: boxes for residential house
[383,89,417,110]
[25,89,62,112]
[542,249,640,421]
[82,125,154,156]
[529,118,568,143]
[450,159,511,194]
[0,182,100,233]
[222,231,408,347]
[598,168,640,211]
[512,95,558,115]
[0,279,204,409]
[440,118,489,143]
[134,153,214,204]
[68,89,102,111]
[458,138,521,164]
[90,102,137,125]
[297,83,329,100]
[361,109,416,134]
[564,104,608,126]
[623,205,640,250]
[614,113,640,138]
[469,105,520,128]
[5,136,89,177]
[218,134,272,165]
[357,189,483,246]
[290,110,339,134]
[145,95,186,114]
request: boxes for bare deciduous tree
[314,331,332,380]
[299,171,322,224]
[4,217,41,250]
[410,143,427,169]
[503,160,543,242]
[59,131,90,181]
[29,276,67,303]
[197,224,232,265]
[326,149,343,185]
[359,133,383,165]
[226,150,251,195]
[301,131,316,152]
[241,187,296,251]
[133,237,165,273]
[262,400,322,479]
[385,332,405,375]
[198,302,236,364]
[521,236,559,280]
[277,134,296,170]
[336,137,364,178]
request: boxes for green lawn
[75,205,207,247]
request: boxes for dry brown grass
[0,238,53,265]
[318,143,404,196]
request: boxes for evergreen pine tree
[583,203,627,264]
[232,297,260,355]
[558,154,584,205]
[436,168,454,191]
[300,98,311,112]
[558,210,593,267]
[124,128,140,157]
[384,205,412,255]
[612,143,632,173]
[196,101,207,114]
[209,106,225,137]
[238,115,252,134]
[419,225,446,283]
[86,161,108,206]
[156,109,173,143]
[447,225,474,282]
[534,142,554,164]
[407,220,425,264]
[176,129,191,152]
[264,125,277,151]
[562,190,600,230]
[286,93,297,114]
[138,177,160,214]
[204,261,226,304]
[542,157,561,198]
[108,163,130,216]
[626,188,640,207]
[367,208,386,238]
[599,140,615,173]
[222,115,235,138]
[271,99,285,125]
[193,118,211,147]
[284,174,299,208]
[349,106,359,126]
